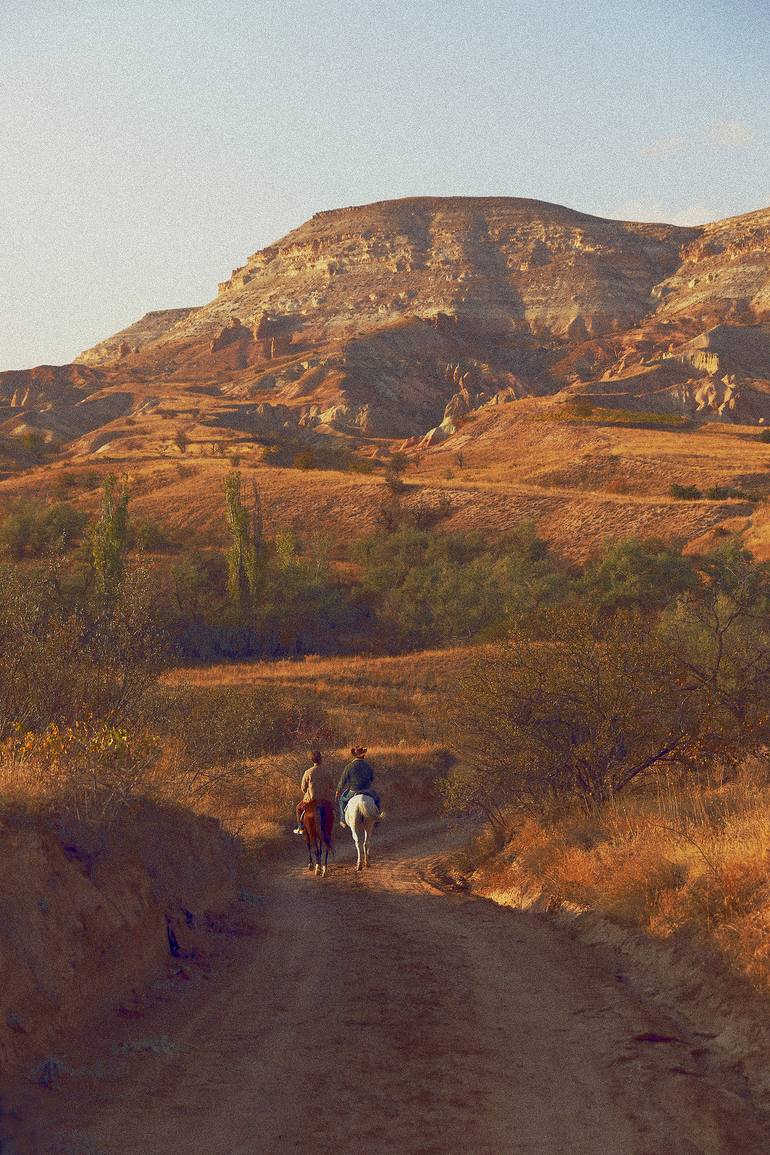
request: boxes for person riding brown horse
[294,750,335,875]
[293,750,334,832]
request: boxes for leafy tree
[259,531,352,655]
[224,471,264,619]
[579,537,695,613]
[91,474,130,599]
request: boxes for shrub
[21,430,47,458]
[353,524,565,649]
[152,682,327,771]
[0,500,88,558]
[0,562,164,742]
[292,449,316,470]
[704,485,754,502]
[445,605,692,818]
[384,471,408,496]
[7,721,161,825]
[567,401,594,418]
[446,544,770,821]
[670,483,703,500]
[579,537,696,613]
[130,517,175,552]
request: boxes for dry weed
[484,766,770,993]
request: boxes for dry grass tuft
[477,762,770,993]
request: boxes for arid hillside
[3,196,770,559]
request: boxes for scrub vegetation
[0,467,767,1040]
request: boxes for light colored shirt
[301,764,334,803]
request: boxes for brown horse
[301,800,334,876]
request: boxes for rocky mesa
[60,197,770,437]
[2,196,770,559]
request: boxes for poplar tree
[224,471,264,618]
[91,473,130,599]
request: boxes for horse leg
[364,821,372,867]
[353,823,362,871]
[305,831,313,871]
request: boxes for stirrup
[292,826,304,835]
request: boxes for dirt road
[6,818,769,1154]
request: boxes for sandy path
[6,818,769,1154]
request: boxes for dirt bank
[0,802,240,1081]
[464,841,770,1111]
[6,817,769,1154]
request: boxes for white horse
[344,793,381,870]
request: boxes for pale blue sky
[1,0,768,369]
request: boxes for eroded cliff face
[76,308,202,366]
[86,198,692,359]
[38,197,770,438]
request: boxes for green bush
[353,524,565,648]
[704,485,754,502]
[670,483,702,500]
[0,500,88,558]
[579,538,696,613]
[130,517,175,552]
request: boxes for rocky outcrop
[210,317,252,353]
[77,308,201,366]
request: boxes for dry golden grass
[165,647,479,747]
[474,762,770,994]
[4,394,770,562]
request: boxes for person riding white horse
[336,746,384,870]
[335,746,381,828]
[344,792,380,870]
